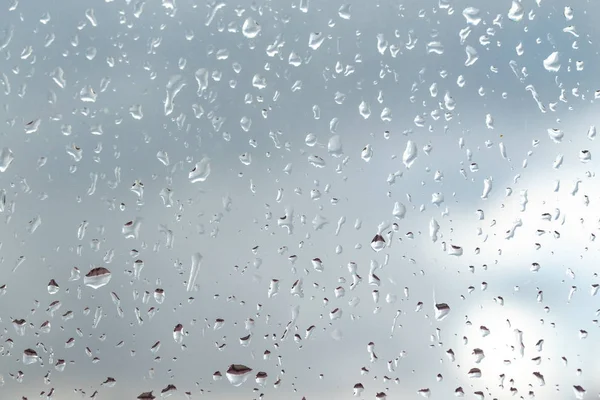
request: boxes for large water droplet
[242,17,261,39]
[462,7,481,25]
[226,364,253,386]
[84,267,112,289]
[465,46,478,66]
[507,1,524,21]
[47,279,59,294]
[435,303,451,320]
[328,135,344,157]
[187,252,202,292]
[308,32,325,50]
[0,147,14,172]
[543,52,561,72]
[338,4,351,19]
[23,348,39,365]
[403,140,418,168]
[371,234,386,252]
[189,158,211,183]
[173,324,183,344]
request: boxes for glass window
[0,1,597,399]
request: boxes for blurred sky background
[1,0,600,399]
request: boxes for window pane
[0,1,597,399]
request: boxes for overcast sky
[1,0,600,399]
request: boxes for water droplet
[47,279,59,294]
[507,1,524,21]
[403,140,418,168]
[84,267,112,289]
[448,245,463,256]
[338,4,351,19]
[328,135,343,157]
[467,368,481,378]
[564,6,574,21]
[305,133,317,146]
[330,307,342,320]
[23,348,39,365]
[255,372,268,386]
[533,371,545,386]
[80,85,97,102]
[361,145,373,162]
[242,17,261,39]
[426,42,444,55]
[579,150,591,162]
[573,385,586,399]
[308,32,325,50]
[434,303,451,320]
[289,51,302,67]
[13,319,26,336]
[154,288,165,304]
[308,155,326,168]
[85,8,98,26]
[359,101,371,119]
[173,324,183,344]
[268,279,280,298]
[94,377,113,388]
[353,383,364,396]
[239,334,252,346]
[213,318,225,330]
[226,364,252,386]
[462,7,481,25]
[189,157,211,183]
[465,46,478,66]
[311,258,324,272]
[122,219,142,239]
[481,178,493,199]
[129,104,143,120]
[239,152,252,166]
[588,126,596,140]
[548,128,564,143]
[156,151,170,166]
[187,252,202,292]
[543,52,561,72]
[0,147,14,172]
[393,202,406,219]
[371,234,386,252]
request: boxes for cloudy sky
[1,0,599,399]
